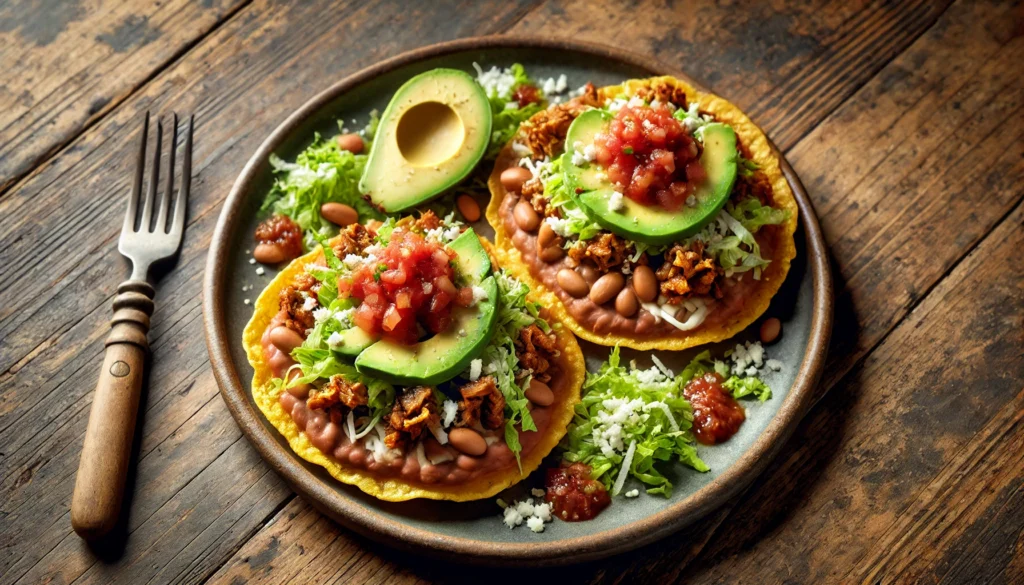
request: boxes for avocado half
[359,69,493,213]
[565,109,739,246]
[354,228,497,386]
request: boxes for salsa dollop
[593,103,704,210]
[340,229,475,345]
[545,462,612,522]
[683,372,745,445]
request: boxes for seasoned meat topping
[279,273,320,333]
[331,223,374,259]
[413,209,442,232]
[456,376,505,430]
[656,241,722,303]
[632,79,690,109]
[520,177,547,214]
[516,325,559,384]
[519,83,599,159]
[307,375,368,411]
[568,232,642,273]
[384,386,438,449]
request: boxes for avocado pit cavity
[396,101,465,167]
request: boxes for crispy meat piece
[633,79,690,109]
[515,325,559,384]
[520,83,600,159]
[520,177,548,214]
[731,142,774,206]
[413,209,442,232]
[307,375,368,411]
[656,241,723,302]
[331,223,374,259]
[455,376,505,430]
[384,386,438,449]
[568,233,636,273]
[279,272,319,333]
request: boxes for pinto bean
[448,428,487,457]
[589,273,625,305]
[615,287,639,317]
[578,264,599,285]
[269,326,304,354]
[336,133,364,153]
[524,379,555,406]
[513,200,540,231]
[760,317,782,344]
[537,220,558,248]
[557,268,589,298]
[285,370,311,399]
[631,265,658,302]
[500,166,532,193]
[320,202,358,226]
[253,243,287,264]
[456,194,481,222]
[538,241,564,263]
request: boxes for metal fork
[71,112,193,540]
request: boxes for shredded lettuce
[562,347,772,497]
[727,197,788,233]
[261,115,384,250]
[546,156,603,241]
[476,270,552,467]
[690,198,788,279]
[475,63,547,159]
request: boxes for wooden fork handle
[71,280,154,539]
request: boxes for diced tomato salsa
[339,229,474,345]
[683,372,745,445]
[545,462,611,522]
[512,84,542,108]
[592,103,704,210]
[254,214,304,260]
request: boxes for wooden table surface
[2,1,1022,583]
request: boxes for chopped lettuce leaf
[475,63,547,159]
[723,376,772,402]
[727,197,789,233]
[561,347,709,497]
[546,156,603,241]
[261,119,384,251]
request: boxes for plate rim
[202,35,833,566]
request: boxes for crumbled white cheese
[327,331,345,349]
[501,498,553,532]
[312,307,332,323]
[469,358,483,381]
[511,141,532,157]
[545,216,573,238]
[502,506,524,529]
[539,73,568,95]
[686,195,697,208]
[532,501,552,522]
[302,296,318,311]
[729,341,766,374]
[526,516,545,533]
[608,191,625,212]
[745,366,759,377]
[248,258,256,265]
[243,298,251,305]
[255,267,265,276]
[442,400,458,428]
[516,499,535,518]
[334,308,354,328]
[473,62,517,100]
[606,97,628,113]
[470,285,489,304]
[624,489,640,498]
[766,359,783,372]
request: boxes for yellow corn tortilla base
[242,240,585,502]
[486,76,799,351]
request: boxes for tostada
[243,211,584,502]
[486,76,798,350]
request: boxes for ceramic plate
[203,37,832,566]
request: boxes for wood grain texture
[0,0,249,194]
[2,0,1021,583]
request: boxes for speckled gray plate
[203,37,833,566]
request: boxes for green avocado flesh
[353,228,497,386]
[565,109,739,246]
[359,68,492,213]
[331,326,375,357]
[447,228,491,285]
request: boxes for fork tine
[171,114,192,238]
[140,118,162,232]
[124,112,149,233]
[156,113,178,233]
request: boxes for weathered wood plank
[678,197,1024,582]
[509,0,953,151]
[0,0,251,194]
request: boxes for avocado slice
[330,325,376,357]
[354,276,498,386]
[353,227,497,385]
[359,68,492,213]
[446,228,491,285]
[565,109,739,246]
